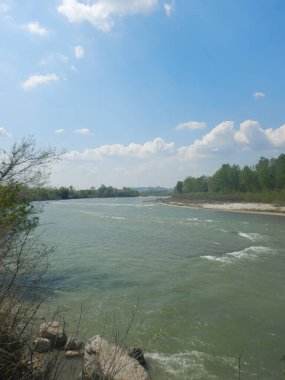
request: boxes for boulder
[38,321,67,349]
[128,347,146,366]
[65,336,84,351]
[66,350,83,358]
[84,335,149,380]
[25,353,52,380]
[33,337,51,353]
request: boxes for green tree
[239,166,259,192]
[274,154,285,190]
[174,181,183,193]
[209,164,241,192]
[256,157,274,190]
[0,138,59,379]
[182,177,195,193]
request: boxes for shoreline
[154,199,285,216]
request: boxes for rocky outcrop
[83,335,148,380]
[65,336,84,351]
[24,353,52,380]
[128,347,146,366]
[37,321,67,349]
[33,337,51,353]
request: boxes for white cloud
[179,120,285,160]
[164,2,174,16]
[55,128,65,134]
[235,120,285,149]
[65,137,175,160]
[175,121,207,131]
[22,21,48,36]
[50,122,285,188]
[179,121,236,159]
[21,74,59,90]
[253,91,265,99]
[57,0,158,32]
[74,45,84,59]
[74,128,95,136]
[265,124,285,147]
[0,127,11,138]
[235,120,268,148]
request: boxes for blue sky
[0,0,285,188]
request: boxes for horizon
[0,0,285,188]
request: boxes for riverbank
[154,198,285,216]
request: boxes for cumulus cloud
[0,127,11,138]
[235,120,268,148]
[74,128,95,136]
[236,120,285,149]
[253,91,265,99]
[57,0,158,32]
[179,120,285,159]
[266,124,285,147]
[74,45,84,59]
[67,122,285,163]
[164,2,174,16]
[179,121,236,159]
[55,128,65,134]
[21,74,59,90]
[51,122,285,187]
[175,121,207,131]
[22,21,48,36]
[64,137,175,160]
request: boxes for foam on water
[146,350,236,379]
[201,246,273,264]
[201,255,232,264]
[238,232,266,241]
[75,210,127,220]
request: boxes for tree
[256,157,274,191]
[274,154,285,190]
[0,136,59,186]
[182,177,195,193]
[0,138,59,379]
[174,181,183,193]
[239,165,259,192]
[209,164,241,192]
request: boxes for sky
[0,0,285,189]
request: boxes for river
[39,197,285,379]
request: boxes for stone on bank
[84,335,149,380]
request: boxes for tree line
[29,184,139,200]
[174,154,285,194]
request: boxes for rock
[38,321,67,349]
[33,337,51,353]
[65,336,84,351]
[128,347,146,366]
[84,335,149,380]
[66,350,83,358]
[25,353,52,380]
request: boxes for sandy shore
[155,200,285,216]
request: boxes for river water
[39,197,285,379]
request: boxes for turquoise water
[39,197,285,379]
